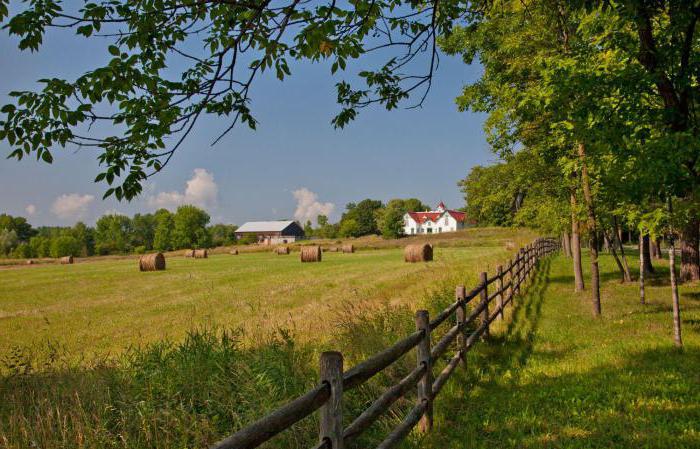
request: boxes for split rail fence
[212,237,560,449]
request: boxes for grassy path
[421,253,700,449]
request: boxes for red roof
[407,209,466,224]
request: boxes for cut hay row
[276,246,290,255]
[60,256,74,265]
[139,253,166,272]
[300,245,322,262]
[404,243,433,263]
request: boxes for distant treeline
[0,206,237,258]
[0,198,435,259]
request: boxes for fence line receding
[211,237,560,449]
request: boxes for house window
[438,228,442,233]
[444,217,449,225]
[411,228,415,234]
[427,228,433,234]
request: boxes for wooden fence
[211,237,560,449]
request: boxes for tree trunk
[680,217,700,282]
[571,191,584,292]
[606,229,628,282]
[562,231,572,257]
[669,243,682,347]
[642,234,655,274]
[578,142,601,317]
[654,237,662,260]
[603,233,611,253]
[613,216,633,282]
[639,233,645,305]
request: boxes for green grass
[2,232,698,449]
[0,229,532,359]
[422,252,700,449]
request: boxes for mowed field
[0,227,535,361]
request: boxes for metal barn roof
[235,220,297,233]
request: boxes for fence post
[518,249,525,294]
[455,285,467,366]
[319,351,344,449]
[415,310,433,432]
[497,265,504,320]
[480,272,490,339]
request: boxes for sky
[0,15,495,227]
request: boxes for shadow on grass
[418,258,700,449]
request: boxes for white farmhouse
[403,202,468,235]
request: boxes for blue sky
[0,20,495,227]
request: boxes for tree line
[305,198,430,240]
[0,206,237,258]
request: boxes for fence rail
[211,237,559,449]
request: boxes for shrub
[50,236,82,258]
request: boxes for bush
[133,245,147,254]
[11,243,31,259]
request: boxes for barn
[235,220,305,245]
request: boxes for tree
[0,214,35,242]
[339,219,361,238]
[172,205,210,249]
[50,235,81,258]
[29,236,51,258]
[153,209,174,251]
[1,0,450,200]
[209,224,238,247]
[340,199,383,237]
[95,214,132,254]
[0,229,18,255]
[131,213,156,250]
[68,222,95,256]
[379,204,405,239]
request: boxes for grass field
[0,228,534,360]
[2,229,698,449]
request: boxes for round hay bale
[300,245,322,263]
[230,249,239,255]
[404,244,433,263]
[26,259,35,265]
[193,249,208,259]
[504,240,515,251]
[342,244,355,254]
[184,249,195,258]
[60,256,74,265]
[276,246,290,255]
[139,253,166,271]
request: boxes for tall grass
[1,278,468,448]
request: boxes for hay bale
[300,245,322,263]
[193,249,208,259]
[404,244,433,263]
[505,240,515,251]
[230,249,239,255]
[184,249,195,258]
[342,244,355,254]
[26,259,35,265]
[139,253,166,271]
[276,246,290,255]
[60,256,74,265]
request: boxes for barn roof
[236,220,297,233]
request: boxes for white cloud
[51,194,95,220]
[25,204,36,216]
[292,188,334,225]
[148,168,218,210]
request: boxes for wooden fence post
[497,265,504,320]
[519,249,525,293]
[415,310,433,432]
[480,272,490,339]
[456,285,467,366]
[319,351,344,449]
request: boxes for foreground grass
[423,252,700,449]
[4,237,696,449]
[0,228,534,360]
